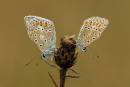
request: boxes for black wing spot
[39,44,43,46]
[93,37,95,40]
[34,39,37,42]
[48,29,51,32]
[44,39,47,42]
[83,47,86,51]
[42,54,45,58]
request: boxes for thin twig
[25,57,37,66]
[48,72,58,87]
[70,68,79,74]
[44,60,60,70]
[66,75,80,78]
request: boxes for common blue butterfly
[24,16,109,59]
[24,16,56,59]
[77,17,109,52]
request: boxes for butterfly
[24,16,56,59]
[77,16,109,52]
[24,16,109,59]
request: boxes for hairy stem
[60,69,67,87]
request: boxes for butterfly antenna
[25,56,38,67]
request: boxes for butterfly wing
[24,15,56,59]
[77,17,109,52]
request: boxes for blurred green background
[0,0,130,87]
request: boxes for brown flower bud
[54,35,78,69]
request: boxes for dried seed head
[54,35,78,69]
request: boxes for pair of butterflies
[24,15,109,59]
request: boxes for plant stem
[60,69,67,87]
[48,72,58,87]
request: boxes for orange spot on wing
[40,21,42,26]
[32,22,36,26]
[44,22,48,27]
[36,22,39,26]
[32,22,39,26]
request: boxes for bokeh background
[0,0,130,87]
